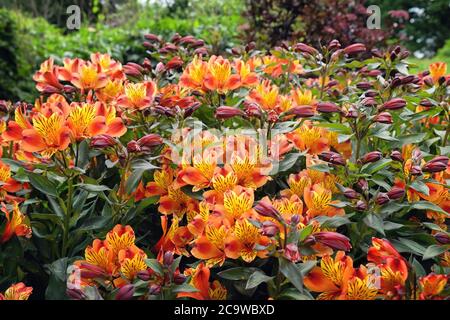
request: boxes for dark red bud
[361,151,383,164]
[387,186,405,200]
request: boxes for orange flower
[0,202,31,243]
[117,81,157,110]
[21,112,71,158]
[303,184,344,217]
[418,274,448,300]
[286,123,329,155]
[203,56,241,93]
[67,102,126,140]
[0,283,33,300]
[177,263,227,300]
[117,245,147,280]
[33,58,63,93]
[367,238,407,266]
[234,59,258,87]
[247,80,279,111]
[70,62,108,91]
[90,53,125,80]
[0,161,23,198]
[429,62,447,83]
[304,252,377,300]
[179,56,209,91]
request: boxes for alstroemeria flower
[0,283,33,300]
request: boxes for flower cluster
[0,36,449,300]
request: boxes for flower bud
[244,102,262,118]
[423,77,434,87]
[422,156,449,173]
[360,151,382,164]
[343,43,366,55]
[290,214,301,226]
[115,284,135,300]
[137,134,163,152]
[381,98,406,110]
[173,273,187,285]
[66,288,86,300]
[434,232,450,245]
[261,221,279,237]
[183,102,201,118]
[419,99,434,107]
[289,105,315,118]
[316,102,341,113]
[343,188,359,199]
[387,186,405,200]
[284,243,300,262]
[144,33,161,42]
[254,201,280,219]
[149,284,162,295]
[367,70,382,77]
[166,56,184,70]
[215,106,244,119]
[318,151,346,166]
[79,262,107,279]
[374,112,392,124]
[90,135,116,148]
[137,270,152,281]
[390,77,402,89]
[328,39,341,51]
[194,47,208,56]
[401,75,416,85]
[355,178,368,193]
[361,97,377,107]
[410,165,422,176]
[390,150,403,162]
[313,232,352,251]
[294,43,318,56]
[163,251,174,267]
[364,90,378,97]
[245,42,256,52]
[375,193,390,205]
[127,140,141,153]
[356,82,372,90]
[355,200,368,212]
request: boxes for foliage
[241,0,407,49]
[367,0,450,57]
[0,34,449,300]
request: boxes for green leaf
[423,245,448,260]
[145,259,164,276]
[361,159,392,175]
[393,133,427,147]
[172,283,199,293]
[218,267,259,280]
[28,172,58,197]
[125,169,145,194]
[363,214,385,235]
[314,215,352,228]
[411,201,448,215]
[308,163,330,173]
[409,180,430,196]
[373,131,399,142]
[279,257,304,293]
[271,152,304,174]
[397,238,426,255]
[245,270,274,290]
[277,288,313,300]
[298,224,314,241]
[78,216,110,231]
[78,184,111,192]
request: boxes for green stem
[62,177,74,257]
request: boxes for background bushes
[0,0,449,102]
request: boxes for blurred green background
[0,0,449,101]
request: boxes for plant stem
[62,177,74,257]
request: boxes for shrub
[241,0,406,49]
[0,35,449,300]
